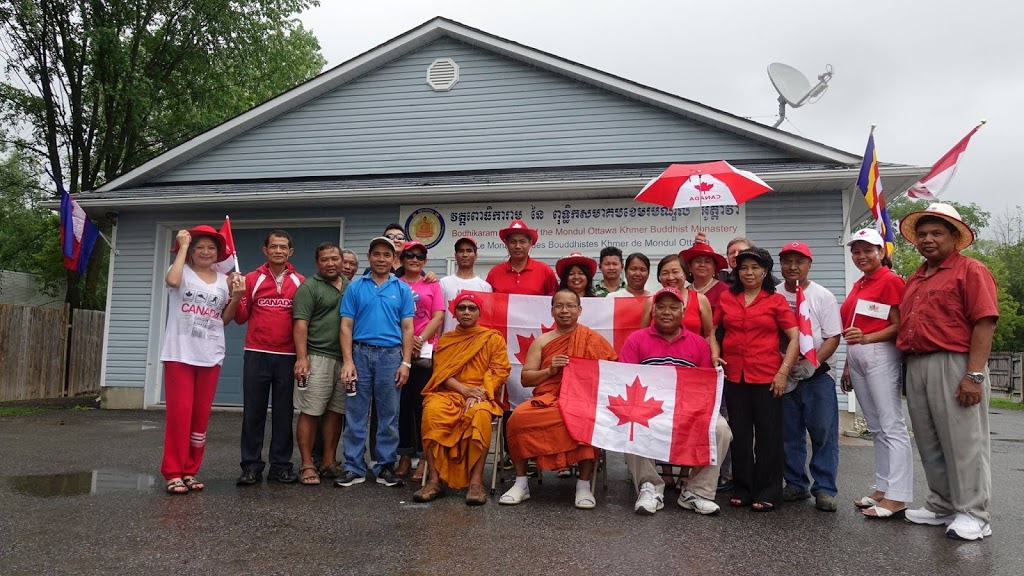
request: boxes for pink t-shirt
[404,276,445,344]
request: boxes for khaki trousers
[905,352,991,523]
[624,415,732,500]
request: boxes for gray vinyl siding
[745,190,851,410]
[152,37,792,184]
[103,205,397,390]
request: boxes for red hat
[556,252,597,280]
[402,241,428,255]
[169,224,230,262]
[498,220,539,245]
[779,241,813,260]
[448,291,485,317]
[652,286,685,303]
[454,236,478,250]
[679,242,728,271]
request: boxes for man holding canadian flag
[776,242,843,512]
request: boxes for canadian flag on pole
[559,359,723,466]
[469,292,646,408]
[212,216,240,274]
[795,285,819,367]
[907,123,984,200]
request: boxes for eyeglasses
[551,304,580,311]
[455,304,479,312]
[402,252,426,261]
[385,233,407,241]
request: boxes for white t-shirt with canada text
[160,265,230,367]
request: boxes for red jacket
[235,262,305,354]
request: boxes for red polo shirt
[840,266,904,335]
[619,325,712,368]
[714,289,797,384]
[486,258,558,296]
[897,251,999,354]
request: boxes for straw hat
[899,202,975,251]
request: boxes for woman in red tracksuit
[161,225,243,494]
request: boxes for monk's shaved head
[551,288,581,306]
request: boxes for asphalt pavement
[1,405,1021,576]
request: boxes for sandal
[413,481,444,502]
[166,479,189,495]
[318,461,343,479]
[410,460,426,483]
[465,483,487,506]
[751,501,775,512]
[182,476,204,492]
[729,497,750,507]
[395,456,412,479]
[300,465,321,486]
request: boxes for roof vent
[426,58,459,92]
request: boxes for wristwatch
[966,372,985,383]
[401,361,412,369]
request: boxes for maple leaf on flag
[694,180,714,193]
[514,323,556,364]
[607,376,664,442]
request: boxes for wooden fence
[988,352,1022,401]
[0,304,105,402]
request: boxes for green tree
[0,0,325,309]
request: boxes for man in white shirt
[776,242,843,512]
[439,237,492,333]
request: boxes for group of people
[158,202,997,541]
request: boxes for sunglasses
[455,304,479,312]
[385,233,407,241]
[402,252,426,261]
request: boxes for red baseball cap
[779,241,813,260]
[652,286,685,303]
[454,236,478,250]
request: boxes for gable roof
[97,16,863,193]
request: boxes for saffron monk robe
[500,289,618,509]
[413,292,511,505]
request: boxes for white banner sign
[399,199,745,258]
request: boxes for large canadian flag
[559,359,723,466]
[469,292,647,407]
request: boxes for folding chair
[419,386,507,494]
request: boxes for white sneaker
[905,507,955,526]
[946,513,992,541]
[634,482,664,515]
[677,489,721,515]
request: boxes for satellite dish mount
[768,63,833,128]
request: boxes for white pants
[847,341,913,502]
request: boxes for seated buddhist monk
[413,292,511,505]
[500,289,618,509]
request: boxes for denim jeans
[782,371,840,496]
[342,343,402,476]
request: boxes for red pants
[161,361,220,480]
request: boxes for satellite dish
[767,62,833,128]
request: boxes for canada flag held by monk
[558,359,723,466]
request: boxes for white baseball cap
[846,228,885,248]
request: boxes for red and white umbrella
[634,161,772,209]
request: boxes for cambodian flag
[59,185,99,274]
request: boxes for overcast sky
[298,0,1020,229]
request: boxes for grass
[990,397,1024,411]
[0,406,53,416]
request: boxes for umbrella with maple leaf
[633,160,772,211]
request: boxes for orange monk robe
[506,325,617,470]
[420,325,511,489]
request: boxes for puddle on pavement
[2,469,156,497]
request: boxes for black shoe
[717,477,734,493]
[268,468,298,484]
[236,469,260,486]
[333,470,365,487]
[375,467,405,488]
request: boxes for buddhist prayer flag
[795,285,818,367]
[58,182,99,274]
[856,132,896,258]
[854,298,891,320]
[907,123,984,200]
[212,216,239,275]
[468,292,646,407]
[559,359,723,466]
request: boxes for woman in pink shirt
[396,242,445,482]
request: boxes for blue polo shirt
[339,274,415,347]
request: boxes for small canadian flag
[795,285,819,367]
[559,359,723,466]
